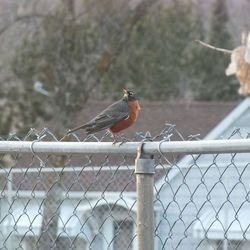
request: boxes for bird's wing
[86,100,129,133]
[68,99,129,134]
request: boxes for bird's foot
[112,133,129,145]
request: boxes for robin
[67,89,140,141]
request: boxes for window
[210,240,243,250]
[113,220,134,250]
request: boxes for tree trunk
[36,179,63,250]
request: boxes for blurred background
[1,2,250,250]
[0,0,249,136]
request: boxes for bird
[67,89,140,141]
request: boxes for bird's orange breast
[110,100,140,133]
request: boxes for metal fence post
[135,140,155,250]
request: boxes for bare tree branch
[98,0,158,73]
[195,39,232,54]
[0,13,57,36]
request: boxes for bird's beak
[123,88,128,96]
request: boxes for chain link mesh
[0,126,249,249]
[155,127,250,250]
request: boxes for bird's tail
[67,124,88,134]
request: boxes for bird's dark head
[123,89,137,101]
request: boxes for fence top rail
[0,139,250,155]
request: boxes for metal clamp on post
[135,139,155,175]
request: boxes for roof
[155,97,250,191]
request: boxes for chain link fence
[0,126,250,250]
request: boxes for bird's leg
[105,130,118,143]
[104,130,112,140]
[112,134,120,145]
[106,130,129,144]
